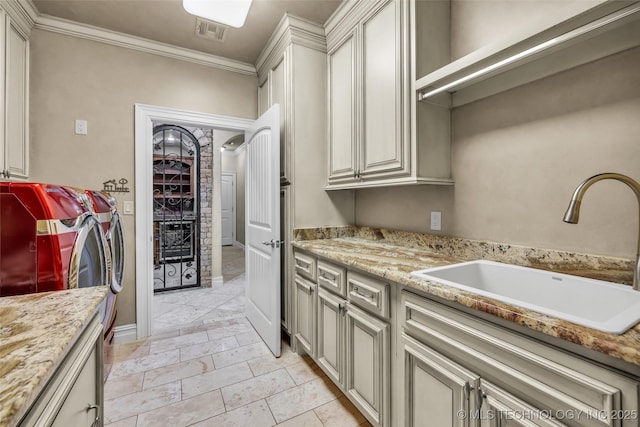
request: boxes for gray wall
[29,29,258,326]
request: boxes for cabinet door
[479,381,567,427]
[257,76,270,116]
[360,0,406,179]
[345,303,390,427]
[317,287,345,385]
[270,56,288,181]
[294,275,316,357]
[4,15,29,180]
[403,334,480,427]
[20,314,104,427]
[327,31,358,184]
[52,345,101,427]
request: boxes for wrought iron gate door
[152,125,200,292]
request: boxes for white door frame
[134,103,252,339]
[221,171,237,246]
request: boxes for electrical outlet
[75,120,88,135]
[430,211,442,231]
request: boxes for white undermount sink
[411,260,640,334]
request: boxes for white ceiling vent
[195,17,228,42]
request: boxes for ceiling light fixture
[183,0,252,28]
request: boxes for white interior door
[245,104,281,357]
[221,172,235,246]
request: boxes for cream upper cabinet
[0,6,29,181]
[327,31,357,182]
[325,0,452,189]
[360,0,403,178]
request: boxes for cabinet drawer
[347,271,389,319]
[318,259,347,297]
[401,291,639,427]
[294,250,317,281]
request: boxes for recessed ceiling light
[183,0,252,28]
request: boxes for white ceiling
[31,0,342,65]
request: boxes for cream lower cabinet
[345,302,390,427]
[317,287,344,385]
[314,264,391,427]
[295,247,640,427]
[401,290,640,427]
[316,295,391,427]
[20,311,104,426]
[403,333,566,427]
[294,275,316,357]
[403,333,480,427]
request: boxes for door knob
[261,239,284,248]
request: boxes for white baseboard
[113,323,138,343]
[212,275,224,287]
[233,241,245,249]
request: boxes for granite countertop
[0,287,108,427]
[292,227,640,368]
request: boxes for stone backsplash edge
[293,226,634,285]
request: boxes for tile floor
[105,247,371,427]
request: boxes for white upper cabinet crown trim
[0,0,37,36]
[255,13,327,79]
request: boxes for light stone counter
[292,226,640,368]
[0,287,108,427]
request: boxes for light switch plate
[75,119,88,135]
[123,201,134,215]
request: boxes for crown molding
[2,0,38,35]
[34,14,257,76]
[255,13,326,78]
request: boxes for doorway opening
[135,103,254,339]
[152,125,203,292]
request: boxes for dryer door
[109,211,125,294]
[69,215,108,289]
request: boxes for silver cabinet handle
[338,302,346,315]
[352,286,375,302]
[319,270,335,281]
[87,403,100,427]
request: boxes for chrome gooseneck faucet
[563,172,640,290]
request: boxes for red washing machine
[0,183,109,297]
[85,190,125,344]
